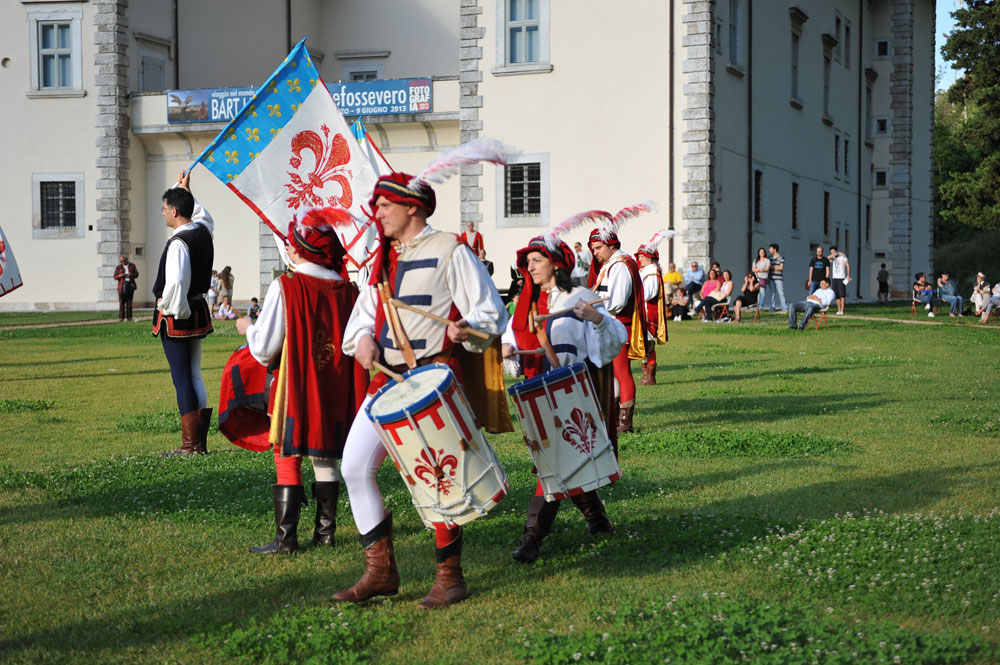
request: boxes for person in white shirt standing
[152,170,214,455]
[828,246,851,315]
[788,278,835,330]
[570,241,591,286]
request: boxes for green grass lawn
[1,315,998,664]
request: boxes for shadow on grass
[0,572,352,659]
[3,363,227,383]
[479,464,987,589]
[0,355,141,368]
[632,392,888,427]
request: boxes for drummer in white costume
[501,224,627,563]
[334,170,506,609]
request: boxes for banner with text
[167,78,432,124]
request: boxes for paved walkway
[1,317,149,330]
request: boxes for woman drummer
[501,229,627,563]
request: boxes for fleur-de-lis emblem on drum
[561,407,597,455]
[413,448,458,495]
[284,123,354,210]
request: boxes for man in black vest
[152,170,215,455]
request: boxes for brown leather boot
[418,534,469,609]
[512,496,561,563]
[162,410,203,456]
[332,513,399,603]
[616,403,634,434]
[196,408,212,454]
[570,490,614,535]
[640,362,655,386]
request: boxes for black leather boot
[570,490,614,535]
[310,481,339,547]
[512,496,561,563]
[250,485,306,554]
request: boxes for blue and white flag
[191,39,379,270]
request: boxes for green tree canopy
[939,0,1000,230]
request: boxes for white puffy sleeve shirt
[342,225,507,357]
[157,198,215,319]
[640,264,660,302]
[597,252,634,316]
[501,286,627,377]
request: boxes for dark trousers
[118,293,134,320]
[160,335,205,415]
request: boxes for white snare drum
[508,362,621,502]
[366,364,508,528]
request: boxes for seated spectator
[683,261,705,298]
[663,262,683,297]
[669,287,690,321]
[694,269,733,322]
[733,271,760,323]
[215,295,239,320]
[246,297,261,324]
[912,272,935,318]
[980,282,1000,323]
[971,272,990,316]
[788,278,835,330]
[936,271,963,317]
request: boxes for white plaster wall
[318,0,458,82]
[0,1,101,308]
[479,0,674,286]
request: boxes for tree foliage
[938,0,1000,231]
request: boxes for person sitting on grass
[694,269,733,322]
[733,271,760,323]
[669,287,690,321]
[913,272,936,318]
[246,297,261,323]
[788,278,835,330]
[215,295,238,320]
[936,271,964,318]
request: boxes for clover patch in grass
[514,594,995,665]
[203,603,410,665]
[0,399,56,413]
[727,509,1000,620]
[629,428,854,458]
[115,410,219,433]
[927,412,998,435]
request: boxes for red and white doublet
[341,224,507,535]
[590,249,647,407]
[459,229,484,254]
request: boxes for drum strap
[378,273,417,369]
[529,302,561,369]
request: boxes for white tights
[340,395,390,535]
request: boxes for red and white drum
[366,364,508,528]
[508,361,621,501]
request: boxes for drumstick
[533,297,609,324]
[512,349,545,356]
[388,298,492,340]
[372,361,405,383]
